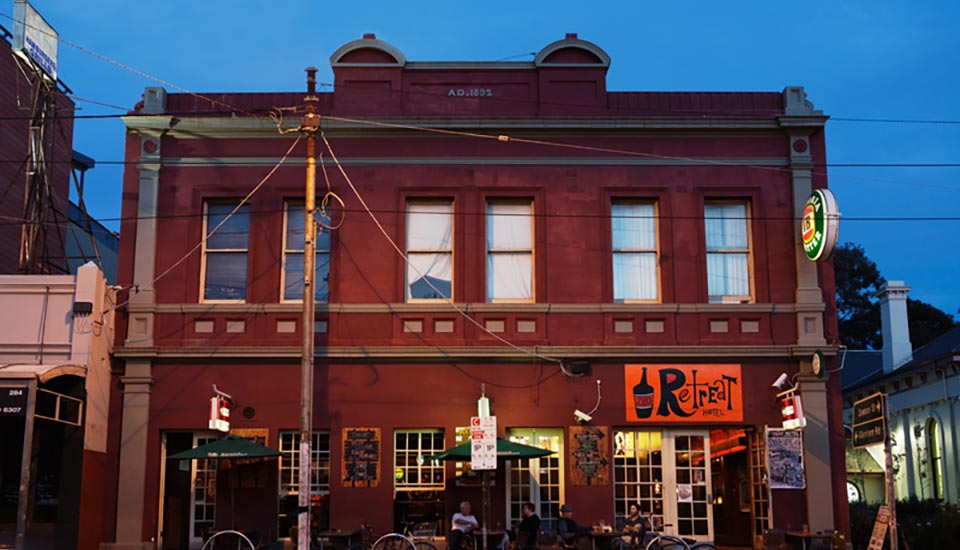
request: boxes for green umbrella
[168,435,281,460]
[423,437,554,462]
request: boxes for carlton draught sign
[625,365,743,422]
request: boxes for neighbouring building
[102,34,848,550]
[0,263,116,550]
[843,281,960,505]
[0,22,73,276]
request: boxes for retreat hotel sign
[624,364,743,422]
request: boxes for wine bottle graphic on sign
[633,367,654,419]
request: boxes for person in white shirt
[449,501,479,550]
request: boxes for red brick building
[103,34,847,550]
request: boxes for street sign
[0,386,28,417]
[852,393,886,449]
[470,415,496,470]
[853,393,885,424]
[867,505,891,550]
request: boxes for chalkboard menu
[342,427,380,488]
[569,425,609,485]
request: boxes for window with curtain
[612,201,659,302]
[704,201,751,303]
[927,418,944,500]
[282,202,330,302]
[406,200,453,301]
[487,200,533,302]
[202,202,249,301]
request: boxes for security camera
[772,372,790,390]
[574,409,592,424]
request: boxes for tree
[834,243,958,350]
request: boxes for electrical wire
[105,135,302,314]
[0,11,262,117]
[320,130,564,366]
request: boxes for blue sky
[9,0,959,315]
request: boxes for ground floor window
[613,430,665,520]
[507,428,564,533]
[394,429,446,533]
[278,431,330,539]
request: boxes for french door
[189,434,218,548]
[614,429,713,542]
[506,428,564,533]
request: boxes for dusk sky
[7,0,959,315]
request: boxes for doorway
[506,428,564,533]
[159,431,218,550]
[613,430,713,542]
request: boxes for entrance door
[159,432,217,550]
[507,428,563,533]
[614,430,713,542]
[190,434,218,548]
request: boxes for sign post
[852,393,896,550]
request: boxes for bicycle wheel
[373,533,416,550]
[645,535,690,550]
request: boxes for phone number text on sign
[1,387,28,417]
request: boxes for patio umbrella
[424,437,554,462]
[170,435,281,540]
[169,435,281,459]
[424,438,555,550]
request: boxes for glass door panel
[507,429,563,533]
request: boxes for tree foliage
[834,243,958,350]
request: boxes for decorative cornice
[158,156,789,168]
[123,115,791,139]
[115,344,837,361]
[138,302,812,315]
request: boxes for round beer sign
[801,188,840,261]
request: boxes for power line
[4,207,960,229]
[105,136,301,315]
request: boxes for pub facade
[101,34,848,550]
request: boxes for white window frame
[405,199,454,303]
[394,429,446,492]
[486,199,535,303]
[611,200,660,303]
[278,430,331,495]
[200,201,249,303]
[704,200,753,304]
[281,202,330,303]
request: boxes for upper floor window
[202,202,249,302]
[704,201,752,303]
[487,199,533,302]
[612,201,659,302]
[283,202,330,302]
[406,200,453,301]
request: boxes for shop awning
[169,435,281,460]
[423,437,554,462]
[0,363,86,382]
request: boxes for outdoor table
[318,529,361,550]
[473,530,507,550]
[589,530,623,550]
[783,531,838,550]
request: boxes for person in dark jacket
[515,502,541,550]
[557,504,589,546]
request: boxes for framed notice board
[342,427,380,488]
[569,425,609,485]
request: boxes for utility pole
[884,398,898,550]
[298,66,320,550]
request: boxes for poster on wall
[342,427,381,488]
[569,425,609,485]
[624,364,743,422]
[766,428,805,489]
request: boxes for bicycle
[370,521,440,550]
[642,515,716,550]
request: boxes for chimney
[878,280,912,372]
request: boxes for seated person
[621,504,648,547]
[557,504,589,546]
[514,502,541,550]
[449,501,480,550]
